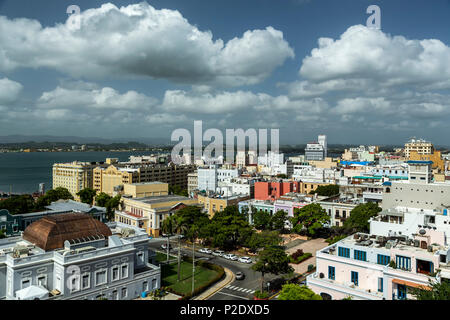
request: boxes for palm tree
[188,224,200,296]
[161,216,175,262]
[172,216,189,282]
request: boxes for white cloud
[160,90,273,114]
[299,25,450,88]
[0,77,23,104]
[0,2,294,87]
[37,86,158,110]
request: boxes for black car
[235,272,245,280]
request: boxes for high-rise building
[305,134,327,161]
[53,161,110,200]
[404,138,433,158]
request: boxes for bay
[0,151,155,194]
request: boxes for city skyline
[0,0,449,145]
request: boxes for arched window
[320,292,332,300]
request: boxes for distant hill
[0,135,170,146]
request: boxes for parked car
[199,248,212,254]
[222,253,234,260]
[228,254,238,261]
[238,256,252,264]
[235,272,245,280]
[212,250,225,257]
[161,243,172,250]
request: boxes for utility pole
[191,240,195,296]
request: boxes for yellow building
[53,161,109,200]
[309,157,339,169]
[114,195,198,237]
[94,163,196,196]
[404,138,433,158]
[299,182,332,194]
[409,150,444,171]
[197,194,250,218]
[123,182,168,198]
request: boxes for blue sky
[0,0,449,145]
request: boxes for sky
[0,0,449,145]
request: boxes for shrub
[254,290,270,299]
[307,264,315,272]
[291,249,304,260]
[389,260,397,269]
[289,251,312,264]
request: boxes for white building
[0,213,160,300]
[307,161,450,300]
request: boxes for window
[112,267,119,281]
[378,278,383,292]
[396,255,411,271]
[143,281,148,292]
[328,266,335,280]
[21,279,31,289]
[354,250,367,261]
[351,271,358,286]
[82,274,90,289]
[37,275,47,288]
[112,290,118,300]
[338,247,350,258]
[152,278,157,289]
[95,270,107,286]
[377,254,390,265]
[121,287,128,298]
[121,264,129,278]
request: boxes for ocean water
[0,151,150,194]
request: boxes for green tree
[278,284,322,300]
[270,210,288,232]
[105,195,121,221]
[309,184,339,197]
[410,279,450,300]
[252,210,271,230]
[291,203,330,236]
[0,195,36,214]
[205,206,253,250]
[246,230,282,253]
[169,185,188,197]
[35,187,74,209]
[95,192,112,207]
[343,202,381,233]
[76,188,97,205]
[252,246,294,293]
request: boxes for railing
[54,244,135,264]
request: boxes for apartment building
[404,138,433,158]
[93,163,196,196]
[307,232,450,300]
[197,193,250,218]
[52,160,113,200]
[0,213,160,300]
[307,161,450,300]
[254,181,301,200]
[187,172,198,196]
[197,165,240,193]
[115,195,198,237]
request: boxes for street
[148,238,279,300]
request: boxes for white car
[222,253,234,260]
[238,256,252,264]
[228,254,238,261]
[199,248,212,254]
[212,250,225,257]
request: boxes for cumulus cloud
[37,85,158,110]
[0,77,23,104]
[0,2,294,86]
[299,25,450,87]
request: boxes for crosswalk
[224,285,255,295]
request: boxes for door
[397,284,407,300]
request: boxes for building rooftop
[131,195,191,204]
[23,213,112,251]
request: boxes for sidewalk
[192,267,235,300]
[287,238,328,274]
